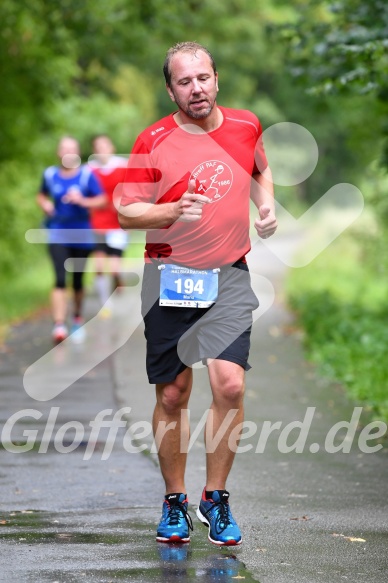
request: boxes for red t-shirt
[121,106,268,268]
[90,157,127,231]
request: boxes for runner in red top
[121,106,268,268]
[118,42,277,546]
[89,135,128,312]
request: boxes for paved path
[1,233,387,583]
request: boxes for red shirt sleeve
[253,119,268,174]
[120,136,161,206]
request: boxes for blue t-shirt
[41,165,103,247]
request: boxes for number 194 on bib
[159,264,219,308]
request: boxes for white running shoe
[70,317,86,344]
[52,323,68,344]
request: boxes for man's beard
[173,92,215,120]
[186,101,213,119]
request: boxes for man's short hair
[163,42,217,87]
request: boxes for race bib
[159,264,219,308]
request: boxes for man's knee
[157,375,191,414]
[211,365,245,405]
[220,378,245,404]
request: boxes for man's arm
[36,192,55,216]
[250,166,277,239]
[61,190,107,209]
[118,179,210,230]
[118,201,179,230]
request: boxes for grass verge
[286,228,388,425]
[0,258,52,341]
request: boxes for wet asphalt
[1,231,387,583]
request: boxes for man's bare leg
[205,359,245,491]
[52,288,67,323]
[73,289,84,318]
[153,367,193,494]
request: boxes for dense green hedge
[0,161,43,275]
[289,290,388,423]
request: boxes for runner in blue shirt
[37,136,106,343]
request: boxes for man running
[118,42,277,546]
[37,136,106,343]
[89,135,128,315]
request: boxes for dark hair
[163,42,217,87]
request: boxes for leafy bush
[0,161,43,275]
[287,223,388,424]
[289,290,388,422]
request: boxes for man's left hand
[254,205,277,239]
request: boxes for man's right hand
[176,179,210,222]
[41,198,55,216]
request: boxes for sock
[165,492,187,503]
[205,489,229,500]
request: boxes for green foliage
[0,258,52,326]
[281,0,388,96]
[362,165,388,227]
[50,66,157,156]
[280,0,388,173]
[290,290,388,423]
[287,231,388,423]
[0,161,43,275]
[0,1,79,162]
[346,165,388,282]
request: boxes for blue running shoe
[70,317,86,344]
[196,489,242,546]
[156,493,193,543]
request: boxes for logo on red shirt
[190,159,233,202]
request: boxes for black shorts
[141,260,259,384]
[94,234,124,257]
[48,244,91,291]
